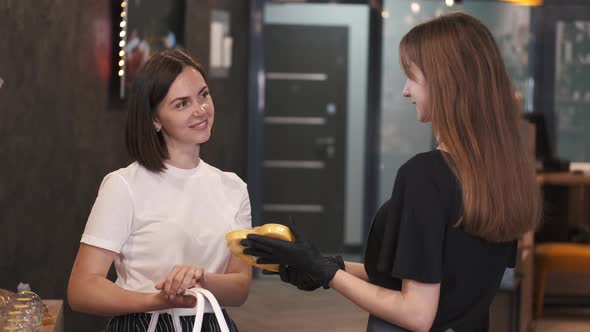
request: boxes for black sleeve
[390,165,447,284]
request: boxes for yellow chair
[534,242,590,318]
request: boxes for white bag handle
[184,288,230,332]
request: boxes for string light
[445,0,454,7]
[118,0,128,98]
[411,2,421,13]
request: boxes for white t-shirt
[81,160,251,295]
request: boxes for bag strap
[184,288,230,332]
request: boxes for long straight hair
[399,13,541,241]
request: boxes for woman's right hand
[153,284,201,308]
[155,265,204,300]
[279,255,345,291]
[242,220,343,289]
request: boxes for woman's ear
[153,117,162,132]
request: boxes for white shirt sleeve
[81,172,134,253]
[233,184,252,230]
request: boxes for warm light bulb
[411,2,421,13]
[120,21,126,28]
[119,50,125,57]
[500,0,543,6]
[121,2,127,7]
[119,40,125,47]
[121,11,126,17]
[118,70,124,76]
[120,30,126,38]
[381,10,390,19]
[445,0,454,7]
[119,60,125,67]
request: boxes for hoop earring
[155,127,161,133]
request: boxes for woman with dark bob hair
[68,48,251,332]
[242,12,541,332]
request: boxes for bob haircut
[125,48,207,172]
[399,13,541,242]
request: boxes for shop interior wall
[0,1,249,330]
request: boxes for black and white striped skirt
[106,310,239,332]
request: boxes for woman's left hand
[155,265,204,299]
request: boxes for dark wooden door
[262,24,348,252]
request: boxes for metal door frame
[247,0,383,250]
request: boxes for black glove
[241,220,344,289]
[278,255,345,291]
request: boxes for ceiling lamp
[500,0,543,6]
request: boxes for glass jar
[1,317,33,332]
[0,311,24,326]
[3,326,26,332]
[13,292,43,317]
[7,305,38,332]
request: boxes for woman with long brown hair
[241,12,541,332]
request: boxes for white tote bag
[146,288,230,332]
[185,288,230,332]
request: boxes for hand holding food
[226,224,294,272]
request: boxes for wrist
[144,292,167,312]
[327,269,344,289]
[200,271,209,289]
[334,255,345,270]
[321,256,345,289]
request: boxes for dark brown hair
[125,48,206,172]
[399,13,541,241]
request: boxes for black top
[364,150,517,332]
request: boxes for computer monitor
[522,112,569,172]
[522,112,552,162]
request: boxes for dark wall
[0,0,249,330]
[187,0,251,173]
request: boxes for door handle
[314,137,335,159]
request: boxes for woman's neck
[436,143,448,153]
[165,144,201,169]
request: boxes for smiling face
[153,66,214,150]
[402,63,429,122]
